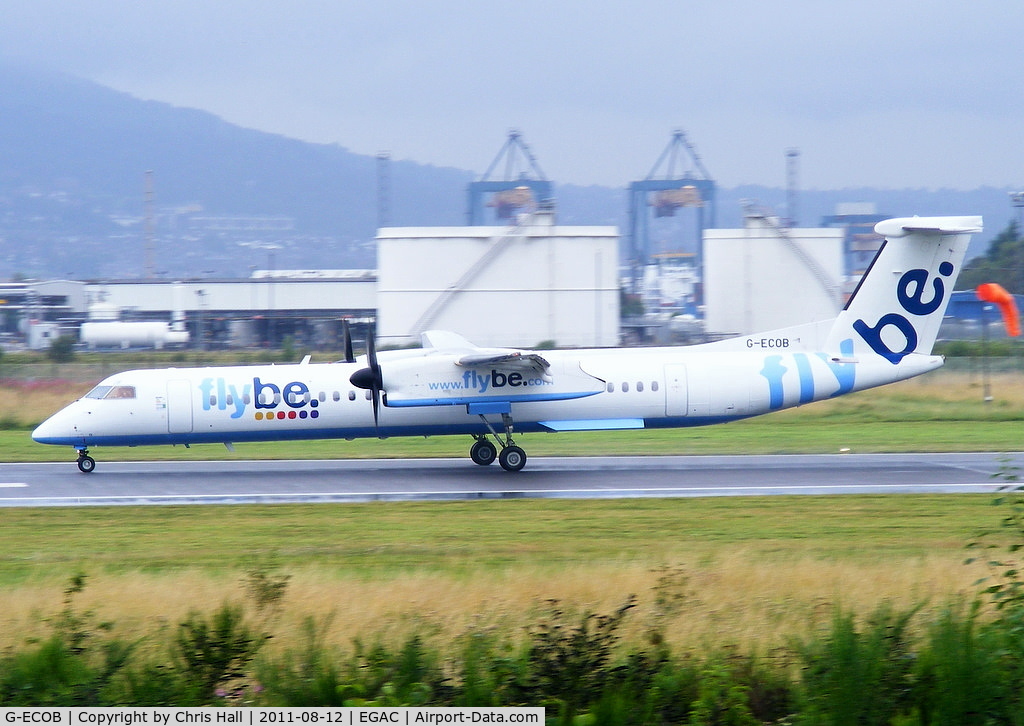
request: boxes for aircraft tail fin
[825,215,982,362]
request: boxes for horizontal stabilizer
[873,216,983,237]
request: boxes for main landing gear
[76,448,96,474]
[470,413,527,472]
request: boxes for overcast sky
[4,1,1023,190]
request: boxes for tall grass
[3,569,1024,721]
[0,550,992,661]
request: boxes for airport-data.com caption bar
[0,709,545,725]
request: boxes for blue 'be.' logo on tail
[853,261,955,364]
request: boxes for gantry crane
[467,130,553,225]
[627,130,716,297]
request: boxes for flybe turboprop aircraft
[33,216,981,473]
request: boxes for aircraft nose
[32,416,59,443]
[32,410,77,444]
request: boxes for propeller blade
[348,323,383,430]
[342,319,355,363]
[370,382,380,427]
[366,323,378,372]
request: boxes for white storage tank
[376,212,620,348]
[80,322,190,349]
[703,216,844,336]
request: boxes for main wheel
[77,455,96,474]
[470,439,498,466]
[498,445,527,472]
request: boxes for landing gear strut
[76,448,96,474]
[471,413,528,472]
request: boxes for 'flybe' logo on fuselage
[427,369,554,394]
[853,262,954,364]
[198,377,319,420]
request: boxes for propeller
[341,319,355,363]
[349,323,383,428]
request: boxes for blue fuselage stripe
[33,415,746,448]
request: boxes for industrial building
[1,274,376,350]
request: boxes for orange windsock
[976,283,1021,337]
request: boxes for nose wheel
[76,449,96,474]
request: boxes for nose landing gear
[76,448,96,474]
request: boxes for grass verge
[0,495,1001,657]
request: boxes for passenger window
[621,382,629,393]
[258,389,279,406]
[226,394,233,406]
[333,391,341,402]
[209,395,217,407]
[651,381,659,392]
[348,391,356,401]
[606,382,614,393]
[637,381,644,392]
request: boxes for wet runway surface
[0,452,1018,506]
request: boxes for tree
[959,220,1024,293]
[47,335,76,363]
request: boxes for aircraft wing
[456,351,551,377]
[422,329,551,377]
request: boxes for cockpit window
[106,386,136,399]
[85,385,113,399]
[85,385,136,400]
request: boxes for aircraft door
[167,379,194,434]
[665,364,687,416]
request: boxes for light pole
[195,289,207,351]
[981,302,993,404]
[1010,192,1024,231]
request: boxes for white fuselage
[31,343,942,449]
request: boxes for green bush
[256,617,349,706]
[46,335,76,363]
[796,603,919,725]
[912,603,1010,725]
[174,604,267,703]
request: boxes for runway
[0,452,1019,507]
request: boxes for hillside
[0,61,1013,279]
